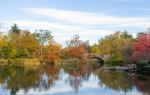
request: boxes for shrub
[105,56,123,67]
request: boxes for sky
[0,0,150,46]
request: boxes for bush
[105,56,123,67]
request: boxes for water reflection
[67,75,82,92]
[133,75,150,95]
[0,63,149,95]
[96,71,132,92]
[0,67,40,95]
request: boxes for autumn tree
[90,44,100,54]
[66,35,88,59]
[0,35,19,58]
[44,42,62,63]
[131,33,150,64]
[0,24,41,58]
[0,24,21,58]
[97,31,133,65]
[20,31,39,57]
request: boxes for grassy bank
[0,58,41,70]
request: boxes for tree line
[0,24,150,65]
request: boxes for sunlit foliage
[66,35,89,59]
[44,43,62,63]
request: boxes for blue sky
[0,0,150,45]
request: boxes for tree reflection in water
[132,75,150,95]
[62,62,94,92]
[34,65,60,91]
[0,66,40,95]
[95,71,132,92]
[0,63,149,95]
[67,75,82,92]
[96,71,150,95]
[0,65,60,95]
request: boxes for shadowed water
[0,63,149,95]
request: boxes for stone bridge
[82,53,111,66]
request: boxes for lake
[0,63,149,95]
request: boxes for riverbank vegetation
[0,24,150,74]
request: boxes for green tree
[122,31,133,39]
[10,24,20,35]
[34,29,53,45]
[34,29,53,56]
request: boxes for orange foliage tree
[66,35,89,59]
[44,43,62,63]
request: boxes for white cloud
[24,8,150,28]
[1,20,115,45]
[12,20,114,35]
[12,20,83,31]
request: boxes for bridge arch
[91,56,104,66]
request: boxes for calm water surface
[0,63,149,95]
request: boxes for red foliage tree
[131,34,150,63]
